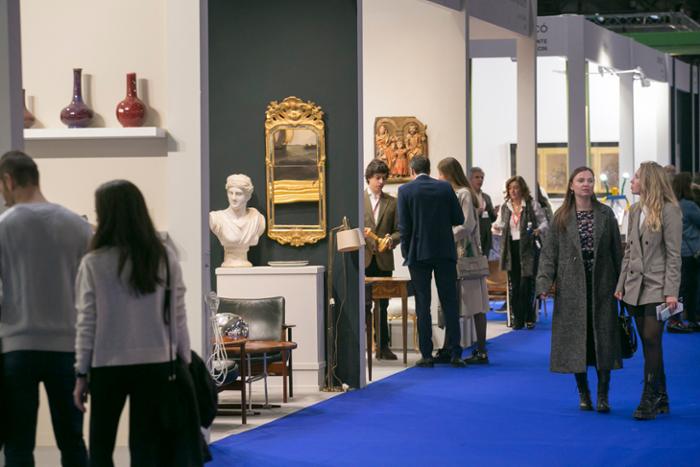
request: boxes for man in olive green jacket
[364,160,401,360]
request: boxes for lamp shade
[337,228,364,252]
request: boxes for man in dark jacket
[398,156,465,367]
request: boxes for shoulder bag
[457,201,489,280]
[618,301,637,359]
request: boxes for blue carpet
[209,314,700,467]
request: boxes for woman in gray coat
[537,167,623,413]
[615,161,682,420]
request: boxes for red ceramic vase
[60,68,94,128]
[116,72,146,127]
[22,89,35,129]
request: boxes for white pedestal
[216,265,326,389]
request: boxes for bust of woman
[209,174,265,267]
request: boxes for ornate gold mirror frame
[265,96,327,246]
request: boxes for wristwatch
[75,371,88,378]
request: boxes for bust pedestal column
[216,265,326,389]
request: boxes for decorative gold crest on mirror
[265,96,327,246]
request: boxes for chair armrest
[283,324,295,342]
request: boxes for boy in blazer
[364,160,401,360]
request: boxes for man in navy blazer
[398,156,465,367]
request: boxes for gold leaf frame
[265,96,327,247]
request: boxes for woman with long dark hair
[615,162,682,420]
[669,172,700,332]
[437,158,490,363]
[537,167,623,412]
[492,176,548,330]
[72,180,201,466]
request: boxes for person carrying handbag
[438,158,490,363]
[73,180,203,466]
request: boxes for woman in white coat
[438,158,490,363]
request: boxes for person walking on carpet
[615,162,682,420]
[398,156,466,368]
[536,167,623,413]
[438,158,490,364]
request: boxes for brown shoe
[378,347,398,360]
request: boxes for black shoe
[575,373,593,411]
[450,356,467,367]
[634,374,662,420]
[512,323,524,330]
[667,321,692,333]
[463,349,489,365]
[378,348,398,360]
[596,393,610,413]
[525,322,535,330]
[658,372,670,414]
[687,321,700,332]
[596,370,611,413]
[415,357,434,368]
[433,349,451,364]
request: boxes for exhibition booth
[1,0,698,452]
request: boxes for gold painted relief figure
[374,116,428,183]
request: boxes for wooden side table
[365,276,411,381]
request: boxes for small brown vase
[116,72,146,127]
[60,68,94,128]
[22,89,35,129]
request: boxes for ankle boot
[575,373,593,411]
[658,372,670,414]
[596,370,611,413]
[634,373,662,420]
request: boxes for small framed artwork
[509,143,569,196]
[590,143,620,194]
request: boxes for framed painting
[590,143,620,194]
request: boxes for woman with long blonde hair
[615,161,682,420]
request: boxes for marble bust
[210,174,265,267]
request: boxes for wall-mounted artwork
[509,142,619,197]
[590,143,620,194]
[374,116,428,183]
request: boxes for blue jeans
[1,351,88,467]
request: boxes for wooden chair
[217,297,294,405]
[215,339,248,424]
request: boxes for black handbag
[618,301,637,359]
[161,254,216,463]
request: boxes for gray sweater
[0,202,92,353]
[74,246,191,374]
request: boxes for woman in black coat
[537,167,623,412]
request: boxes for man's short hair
[365,159,389,182]
[469,166,484,177]
[410,156,430,175]
[0,151,39,187]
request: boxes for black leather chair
[217,296,294,405]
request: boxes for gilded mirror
[265,96,326,246]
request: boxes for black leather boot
[596,369,611,413]
[575,372,593,411]
[658,372,670,414]
[634,373,662,420]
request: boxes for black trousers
[1,351,88,467]
[680,255,699,322]
[365,257,392,350]
[88,362,175,467]
[408,259,462,359]
[509,240,535,327]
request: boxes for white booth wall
[633,80,671,167]
[362,0,468,344]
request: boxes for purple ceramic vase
[116,72,146,127]
[60,68,94,128]
[23,89,35,129]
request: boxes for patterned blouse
[576,210,595,272]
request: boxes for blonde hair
[638,161,678,231]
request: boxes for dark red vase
[22,89,35,129]
[60,68,94,128]
[116,72,146,127]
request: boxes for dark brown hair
[552,167,600,231]
[0,150,39,187]
[504,176,532,202]
[91,180,166,295]
[672,171,693,201]
[365,159,389,182]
